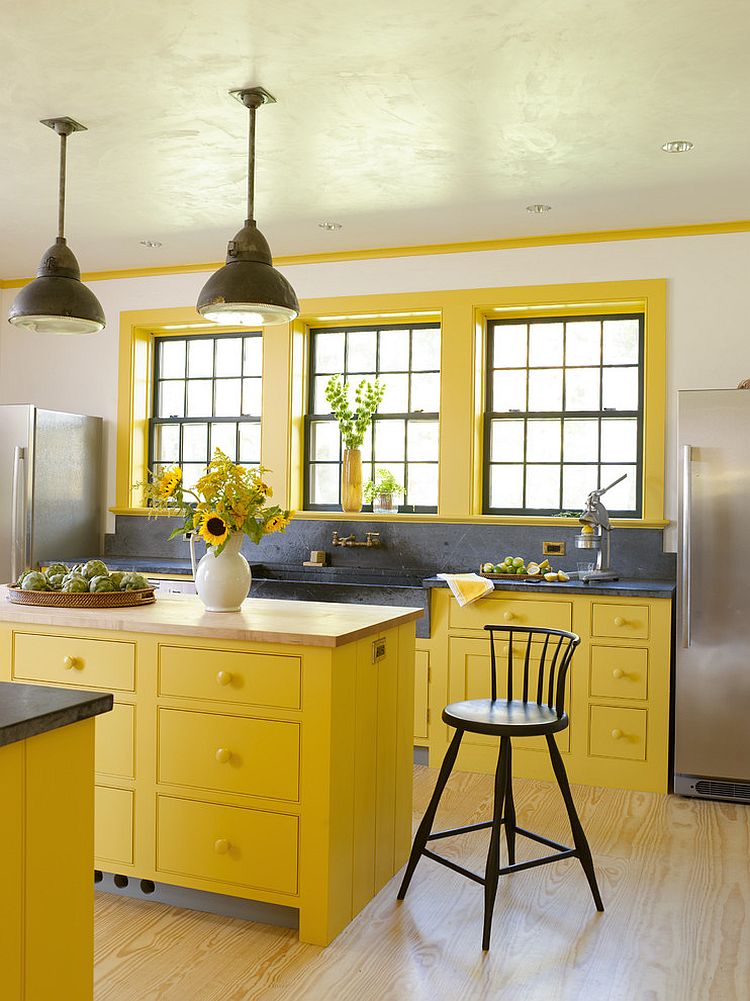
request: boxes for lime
[494,563,505,573]
[512,557,524,567]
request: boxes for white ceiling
[2,0,750,277]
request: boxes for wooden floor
[94,766,750,1001]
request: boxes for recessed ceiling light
[140,239,163,248]
[318,221,343,231]
[526,204,551,213]
[661,140,694,153]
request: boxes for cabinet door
[0,744,23,1001]
[414,650,429,741]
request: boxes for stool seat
[443,699,568,737]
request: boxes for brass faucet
[331,531,381,548]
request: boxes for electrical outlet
[372,638,386,663]
[543,540,566,556]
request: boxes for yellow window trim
[115,279,667,525]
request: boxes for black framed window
[305,323,440,512]
[150,332,262,490]
[484,313,644,516]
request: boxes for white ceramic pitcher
[189,532,251,612]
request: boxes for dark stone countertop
[0,682,113,748]
[423,576,675,599]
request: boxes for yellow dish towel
[437,572,495,607]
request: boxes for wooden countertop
[0,588,422,647]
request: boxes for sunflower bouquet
[140,449,293,553]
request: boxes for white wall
[3,231,749,547]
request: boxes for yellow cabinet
[589,706,648,761]
[95,785,134,865]
[590,645,648,701]
[95,702,135,779]
[159,644,301,709]
[449,595,572,632]
[13,631,135,691]
[413,650,429,742]
[591,602,649,640]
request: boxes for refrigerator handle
[681,444,692,648]
[11,446,26,583]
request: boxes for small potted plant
[325,375,385,512]
[364,469,405,515]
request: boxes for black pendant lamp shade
[8,117,105,335]
[197,88,299,327]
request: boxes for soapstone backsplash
[106,516,676,580]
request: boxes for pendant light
[8,117,105,335]
[197,87,299,327]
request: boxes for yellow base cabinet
[426,587,672,793]
[0,613,416,947]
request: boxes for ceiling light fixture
[197,87,299,327]
[140,239,163,248]
[526,203,552,213]
[661,140,694,153]
[8,118,105,335]
[318,221,342,231]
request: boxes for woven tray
[6,586,156,608]
[479,567,542,581]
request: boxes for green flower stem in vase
[324,375,385,514]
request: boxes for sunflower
[198,512,230,547]
[158,465,182,498]
[265,514,290,534]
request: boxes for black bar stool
[397,624,604,950]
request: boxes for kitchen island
[0,590,420,947]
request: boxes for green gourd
[89,575,115,593]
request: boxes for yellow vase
[341,448,363,513]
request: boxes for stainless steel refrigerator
[0,406,102,584]
[675,389,750,803]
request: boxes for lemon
[527,563,541,576]
[580,524,594,535]
[543,572,559,582]
[539,559,550,570]
[557,571,570,582]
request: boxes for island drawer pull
[611,728,624,740]
[503,611,515,622]
[613,616,625,627]
[612,668,624,679]
[63,655,81,670]
[216,671,233,686]
[214,838,231,855]
[215,747,232,764]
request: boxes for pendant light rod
[230,87,276,224]
[39,117,87,241]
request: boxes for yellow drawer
[449,596,572,632]
[589,706,647,761]
[96,703,135,779]
[414,650,429,741]
[13,632,135,692]
[158,709,299,801]
[95,786,134,865]
[590,646,648,701]
[159,645,301,710]
[156,795,298,895]
[591,603,649,640]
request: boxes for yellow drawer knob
[612,668,624,679]
[611,728,624,740]
[62,655,80,670]
[214,838,230,855]
[215,747,232,764]
[503,611,515,622]
[216,671,233,686]
[613,616,625,627]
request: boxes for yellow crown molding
[3,219,750,288]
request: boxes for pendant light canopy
[8,117,105,335]
[197,87,299,327]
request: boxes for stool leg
[397,727,464,900]
[545,734,604,912]
[503,739,516,866]
[482,735,510,950]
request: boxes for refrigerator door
[0,405,33,584]
[675,390,750,785]
[29,410,103,568]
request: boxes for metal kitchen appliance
[674,389,750,804]
[575,473,627,582]
[0,406,102,584]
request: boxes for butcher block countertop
[0,587,422,648]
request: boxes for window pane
[525,465,561,509]
[238,423,260,463]
[528,369,563,411]
[186,380,213,417]
[313,376,332,414]
[346,330,377,372]
[410,373,440,412]
[565,321,601,366]
[310,464,339,505]
[160,339,186,379]
[215,337,242,377]
[310,421,339,461]
[601,419,638,463]
[406,463,437,507]
[411,328,440,371]
[492,370,526,412]
[491,419,524,462]
[565,369,600,410]
[407,421,439,461]
[493,324,527,367]
[210,423,237,460]
[600,465,637,510]
[214,379,242,417]
[182,423,208,463]
[158,381,185,418]
[360,427,373,462]
[188,339,214,378]
[374,420,406,461]
[378,329,410,371]
[563,419,599,462]
[490,465,523,508]
[526,420,561,462]
[243,336,263,376]
[528,323,564,367]
[182,463,205,492]
[314,332,345,373]
[380,375,409,413]
[242,378,262,416]
[603,319,639,365]
[602,367,639,411]
[154,424,180,463]
[375,462,405,492]
[562,464,596,509]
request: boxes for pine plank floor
[94,766,750,1001]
